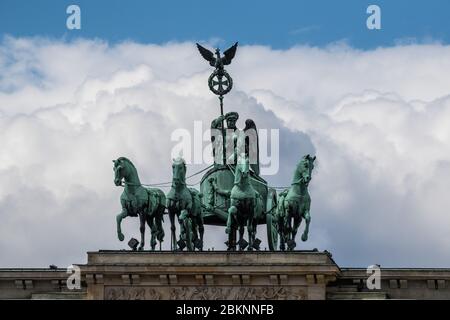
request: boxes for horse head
[234,153,250,185]
[172,157,187,187]
[295,154,316,185]
[113,157,137,186]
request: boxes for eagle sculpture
[196,42,238,70]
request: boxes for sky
[1,1,450,268]
[1,0,450,49]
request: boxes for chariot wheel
[266,188,278,251]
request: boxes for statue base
[79,250,340,300]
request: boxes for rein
[120,164,213,188]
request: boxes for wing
[222,42,238,65]
[196,43,216,66]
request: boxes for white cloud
[0,36,450,267]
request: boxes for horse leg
[168,205,177,251]
[279,227,285,251]
[138,213,145,251]
[155,207,165,244]
[247,218,254,251]
[227,227,236,251]
[179,208,189,250]
[227,202,238,251]
[277,198,285,251]
[190,215,199,252]
[291,215,302,250]
[190,219,198,251]
[148,215,157,250]
[279,213,286,251]
[253,219,259,250]
[301,210,311,241]
[238,224,245,251]
[197,216,204,251]
[286,209,293,241]
[248,198,259,251]
[285,203,296,251]
[226,205,236,234]
[116,210,127,241]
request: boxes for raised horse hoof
[225,227,231,234]
[117,233,125,242]
[301,234,308,242]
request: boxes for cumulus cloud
[0,36,449,267]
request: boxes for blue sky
[1,0,449,48]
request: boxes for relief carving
[169,287,189,300]
[105,286,307,300]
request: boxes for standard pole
[219,95,226,166]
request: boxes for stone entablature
[329,268,450,299]
[1,252,450,300]
[0,268,86,299]
[79,250,340,300]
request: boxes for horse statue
[166,157,204,251]
[277,154,316,251]
[113,157,166,250]
[225,155,263,251]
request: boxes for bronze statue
[196,42,238,72]
[110,43,317,252]
[211,111,241,165]
[225,155,264,250]
[230,118,260,174]
[166,157,204,251]
[277,154,316,250]
[198,42,238,165]
[113,157,165,250]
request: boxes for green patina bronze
[277,154,316,251]
[166,157,204,251]
[111,42,316,251]
[225,155,264,251]
[113,157,165,250]
[197,42,238,165]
